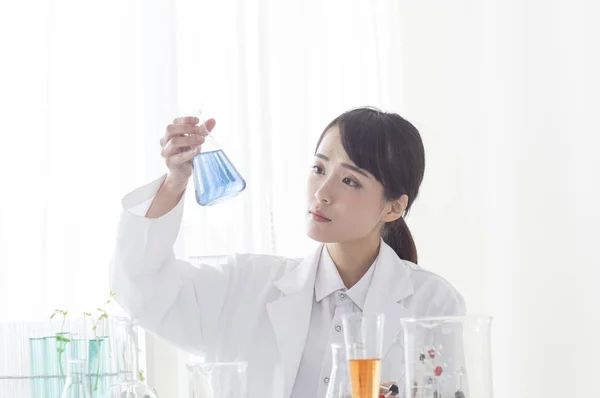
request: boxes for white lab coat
[110,175,466,398]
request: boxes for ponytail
[382,217,418,264]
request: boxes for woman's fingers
[165,146,201,169]
[161,135,205,158]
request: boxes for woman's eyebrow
[314,153,369,178]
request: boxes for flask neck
[113,318,140,382]
[66,360,87,383]
[201,134,220,153]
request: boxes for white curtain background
[1,0,599,397]
[398,1,600,398]
[0,0,176,320]
[174,0,405,260]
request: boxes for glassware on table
[101,317,158,398]
[191,111,246,206]
[46,332,72,397]
[84,316,112,398]
[29,336,47,397]
[88,335,111,398]
[187,362,247,398]
[341,312,385,398]
[69,335,87,363]
[400,315,494,398]
[67,318,92,363]
[61,360,92,398]
[325,343,352,398]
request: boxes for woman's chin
[305,224,336,243]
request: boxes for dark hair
[315,107,425,264]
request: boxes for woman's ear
[382,194,409,223]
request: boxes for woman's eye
[312,165,324,174]
[343,177,360,187]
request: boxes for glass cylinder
[188,362,247,398]
[70,337,87,362]
[340,313,384,398]
[45,332,72,396]
[29,337,47,397]
[68,318,89,363]
[88,336,110,398]
[400,315,493,398]
[325,344,352,398]
[61,360,92,398]
[191,111,246,206]
[101,317,158,398]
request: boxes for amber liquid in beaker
[348,358,381,398]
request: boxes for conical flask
[325,344,352,398]
[101,317,159,398]
[61,360,92,398]
[188,362,247,398]
[191,111,246,206]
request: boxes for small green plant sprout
[50,309,68,332]
[49,309,71,377]
[83,290,117,339]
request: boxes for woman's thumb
[204,118,216,132]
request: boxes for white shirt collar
[314,245,378,310]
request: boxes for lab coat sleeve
[418,272,467,317]
[438,285,466,316]
[109,175,231,355]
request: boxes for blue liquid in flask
[192,147,246,206]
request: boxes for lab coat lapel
[266,244,322,398]
[363,241,415,356]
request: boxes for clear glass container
[400,315,494,398]
[88,335,111,398]
[191,111,246,206]
[187,362,247,398]
[341,312,384,398]
[29,336,47,396]
[325,344,352,398]
[101,318,158,398]
[61,360,92,398]
[46,332,72,396]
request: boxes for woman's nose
[314,181,332,204]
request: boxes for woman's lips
[310,210,331,222]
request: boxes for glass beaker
[325,343,352,398]
[101,317,158,398]
[61,360,92,398]
[191,111,246,206]
[400,315,493,398]
[341,313,385,398]
[187,362,247,398]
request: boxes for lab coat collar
[267,244,321,398]
[273,243,322,295]
[364,239,415,312]
[363,240,415,361]
[314,245,377,310]
[314,245,346,302]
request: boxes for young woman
[110,107,465,398]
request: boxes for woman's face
[305,125,397,243]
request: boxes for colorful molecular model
[413,348,465,398]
